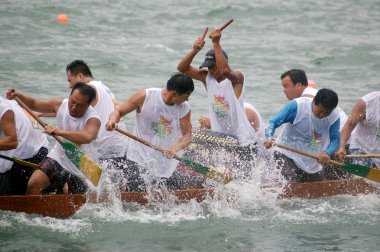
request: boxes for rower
[264,89,341,183]
[7,83,101,195]
[335,91,380,168]
[0,97,18,195]
[177,27,259,175]
[0,96,49,195]
[279,69,350,179]
[106,73,203,191]
[66,60,128,163]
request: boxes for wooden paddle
[0,154,40,170]
[115,127,233,184]
[219,19,234,31]
[346,154,380,159]
[14,97,102,186]
[274,143,380,183]
[201,27,208,39]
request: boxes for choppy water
[1,0,380,251]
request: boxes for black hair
[70,82,96,104]
[280,69,308,86]
[314,88,338,112]
[166,73,194,95]
[66,60,93,78]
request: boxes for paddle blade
[180,157,233,184]
[340,163,380,183]
[61,142,102,186]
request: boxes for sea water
[1,0,380,251]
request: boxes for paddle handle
[346,154,380,159]
[219,19,233,31]
[274,143,342,166]
[14,97,62,144]
[115,127,181,161]
[201,27,208,39]
[0,154,40,170]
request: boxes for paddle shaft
[201,27,208,39]
[14,97,62,144]
[0,154,40,170]
[115,127,182,161]
[219,19,233,31]
[347,154,380,159]
[274,143,342,166]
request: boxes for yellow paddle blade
[207,167,233,184]
[79,154,102,186]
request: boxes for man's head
[199,49,229,69]
[280,69,308,100]
[68,82,96,117]
[166,73,194,105]
[312,88,338,119]
[66,60,93,88]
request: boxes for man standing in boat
[264,88,341,183]
[7,83,101,194]
[0,96,49,195]
[66,60,128,163]
[106,73,200,191]
[177,27,259,174]
[335,91,380,168]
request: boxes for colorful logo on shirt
[150,116,172,138]
[376,126,380,141]
[306,130,324,151]
[212,95,229,118]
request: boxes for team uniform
[39,99,100,193]
[267,97,340,182]
[348,91,380,168]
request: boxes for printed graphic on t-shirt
[212,95,229,118]
[306,130,324,151]
[150,116,172,138]
[376,125,380,141]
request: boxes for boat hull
[0,179,378,218]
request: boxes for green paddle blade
[61,142,102,186]
[179,157,233,184]
[180,157,210,174]
[340,163,380,183]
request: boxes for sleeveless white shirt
[206,73,258,146]
[349,91,380,167]
[4,99,49,160]
[0,100,15,172]
[89,81,128,159]
[126,88,190,178]
[243,102,266,141]
[276,97,340,173]
[47,99,100,179]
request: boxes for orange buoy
[57,13,69,24]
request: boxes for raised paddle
[219,19,233,31]
[0,154,40,170]
[114,127,233,184]
[274,143,380,183]
[346,154,380,159]
[14,97,102,186]
[201,27,208,39]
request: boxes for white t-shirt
[349,91,380,167]
[5,99,48,159]
[89,80,128,159]
[127,88,190,178]
[0,100,15,172]
[47,99,100,179]
[206,73,258,146]
[243,102,265,141]
[276,97,340,173]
